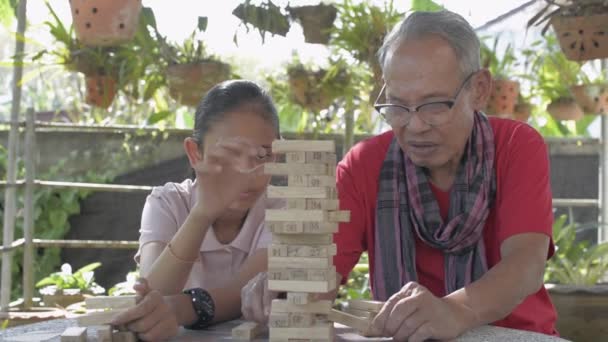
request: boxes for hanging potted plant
[68,0,142,47]
[232,0,290,43]
[527,0,608,62]
[544,215,608,342]
[36,263,105,308]
[480,36,520,117]
[287,3,337,44]
[569,61,608,115]
[513,93,533,122]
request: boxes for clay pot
[547,284,608,342]
[85,75,117,109]
[547,97,584,121]
[288,4,337,44]
[69,0,142,46]
[487,79,519,116]
[570,84,608,115]
[513,103,532,122]
[550,13,608,62]
[166,61,232,107]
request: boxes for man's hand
[111,278,179,341]
[370,281,476,342]
[241,272,277,324]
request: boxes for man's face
[382,35,477,172]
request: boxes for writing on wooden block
[86,295,137,310]
[328,210,350,222]
[272,233,333,245]
[269,278,336,293]
[232,321,266,340]
[285,152,306,163]
[306,152,337,164]
[288,175,335,187]
[264,163,329,176]
[269,323,334,340]
[328,309,373,335]
[268,266,336,281]
[94,325,112,342]
[348,299,385,313]
[267,221,338,235]
[269,255,333,269]
[269,243,336,258]
[113,330,137,342]
[272,140,335,153]
[76,309,125,326]
[286,198,339,210]
[287,292,314,305]
[267,186,337,199]
[271,299,333,314]
[60,327,86,342]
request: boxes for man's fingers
[407,321,434,342]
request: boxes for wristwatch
[183,288,215,329]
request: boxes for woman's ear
[471,69,493,111]
[184,137,203,169]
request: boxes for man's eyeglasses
[374,71,477,127]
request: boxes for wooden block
[76,309,125,326]
[328,309,373,335]
[287,292,314,305]
[268,267,336,281]
[265,163,329,176]
[113,331,136,342]
[267,186,337,199]
[286,152,306,163]
[271,299,333,314]
[269,313,290,328]
[95,325,113,342]
[344,307,377,319]
[286,199,339,210]
[272,140,335,153]
[269,323,334,340]
[269,244,336,258]
[60,327,86,342]
[272,233,333,245]
[348,299,384,313]
[288,175,335,187]
[232,321,266,340]
[269,256,333,269]
[269,278,336,293]
[306,152,337,164]
[85,295,137,310]
[267,221,338,234]
[328,210,350,222]
[266,210,348,223]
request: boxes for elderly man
[242,9,557,342]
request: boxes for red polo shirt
[334,117,557,335]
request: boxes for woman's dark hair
[192,80,280,145]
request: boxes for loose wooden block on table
[85,295,137,310]
[288,175,336,187]
[348,299,385,313]
[269,277,336,293]
[232,321,266,340]
[94,325,112,342]
[344,307,376,319]
[267,221,338,234]
[269,243,336,258]
[267,186,337,199]
[269,323,334,341]
[264,163,333,176]
[328,309,373,336]
[272,140,335,153]
[60,327,86,342]
[113,331,137,342]
[272,233,333,245]
[286,198,339,210]
[76,309,125,326]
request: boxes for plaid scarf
[372,111,496,300]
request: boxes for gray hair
[377,10,481,78]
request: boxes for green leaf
[197,16,208,32]
[411,0,443,12]
[147,110,172,125]
[48,210,68,231]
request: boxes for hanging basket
[513,103,532,122]
[486,79,519,116]
[288,4,338,44]
[550,13,608,61]
[287,66,343,113]
[546,97,584,121]
[85,75,117,109]
[166,61,232,107]
[570,84,608,115]
[69,0,142,47]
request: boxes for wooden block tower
[264,140,350,341]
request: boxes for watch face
[185,288,215,329]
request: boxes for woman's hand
[240,272,278,324]
[111,278,180,341]
[192,137,269,220]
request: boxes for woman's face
[201,109,277,212]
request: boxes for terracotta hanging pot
[287,66,341,113]
[486,79,519,116]
[546,97,584,121]
[570,84,608,115]
[288,4,338,44]
[69,0,142,46]
[85,75,117,109]
[513,103,533,122]
[550,13,608,62]
[166,61,232,107]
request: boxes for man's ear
[470,69,493,111]
[184,137,203,169]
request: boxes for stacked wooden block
[263,140,350,341]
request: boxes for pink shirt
[135,179,282,290]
